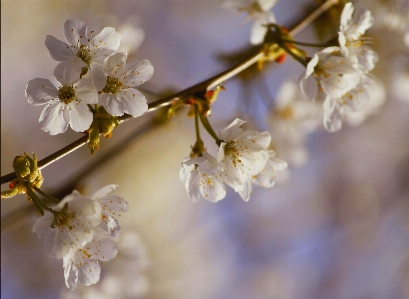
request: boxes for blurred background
[1,0,409,298]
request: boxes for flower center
[103,76,123,95]
[51,209,75,229]
[58,86,76,104]
[275,106,294,120]
[76,45,93,66]
[224,141,242,167]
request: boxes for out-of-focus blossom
[45,19,122,67]
[117,16,145,55]
[338,2,378,72]
[269,79,322,167]
[91,52,153,116]
[180,152,228,203]
[221,0,279,45]
[25,62,98,135]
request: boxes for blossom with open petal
[91,52,153,116]
[217,119,273,201]
[180,152,228,203]
[26,62,98,135]
[32,190,101,259]
[63,236,118,290]
[300,47,363,102]
[90,184,129,238]
[45,19,122,67]
[222,0,279,45]
[338,2,378,72]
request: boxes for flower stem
[279,42,308,67]
[194,106,203,151]
[25,184,45,215]
[278,38,337,48]
[199,114,222,146]
[32,185,60,203]
[0,0,338,186]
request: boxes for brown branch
[0,0,338,187]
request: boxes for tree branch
[0,0,339,186]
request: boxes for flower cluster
[32,185,128,290]
[180,118,287,202]
[221,0,279,45]
[26,19,153,135]
[299,2,379,132]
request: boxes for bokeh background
[2,0,409,298]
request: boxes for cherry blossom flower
[26,62,98,135]
[322,75,381,132]
[90,184,129,238]
[45,19,122,67]
[268,79,322,167]
[222,0,279,45]
[338,2,378,72]
[32,190,101,259]
[91,52,153,116]
[300,46,363,102]
[252,150,287,189]
[63,236,118,290]
[179,152,228,203]
[217,119,277,201]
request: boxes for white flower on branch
[45,19,122,67]
[63,236,118,290]
[26,62,98,135]
[92,52,154,116]
[179,152,228,203]
[217,118,286,201]
[90,184,129,238]
[221,0,279,45]
[338,2,378,72]
[32,191,101,259]
[300,46,363,101]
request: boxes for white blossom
[180,152,228,203]
[26,62,98,135]
[269,79,322,167]
[91,52,153,116]
[221,0,279,45]
[45,19,122,67]
[90,184,129,238]
[300,46,363,102]
[217,118,282,201]
[63,236,118,290]
[338,2,378,72]
[32,190,101,259]
[322,75,381,132]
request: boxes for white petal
[98,194,129,214]
[45,35,74,62]
[69,197,97,216]
[250,20,267,45]
[68,103,93,132]
[91,184,119,200]
[85,238,118,261]
[64,260,78,290]
[238,179,252,202]
[32,211,54,238]
[258,0,278,11]
[26,78,57,105]
[99,93,124,116]
[44,228,71,259]
[119,89,148,117]
[218,118,246,141]
[74,78,98,104]
[54,62,81,86]
[91,65,108,91]
[92,28,122,59]
[118,59,154,87]
[187,170,201,203]
[103,52,127,75]
[63,19,87,48]
[77,256,101,286]
[39,101,69,135]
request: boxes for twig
[0,0,338,186]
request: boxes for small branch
[0,0,338,186]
